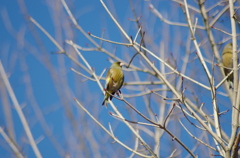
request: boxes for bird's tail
[102,93,110,106]
[102,99,108,106]
[102,92,115,106]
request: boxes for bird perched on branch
[222,43,233,83]
[102,62,124,106]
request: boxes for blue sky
[0,0,240,157]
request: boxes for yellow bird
[222,43,233,82]
[102,62,124,106]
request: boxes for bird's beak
[120,62,125,67]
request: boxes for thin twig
[110,112,159,128]
[179,103,206,131]
[71,68,99,81]
[29,16,91,75]
[106,89,196,157]
[88,32,132,46]
[124,81,164,86]
[152,91,180,101]
[163,104,176,127]
[179,119,218,151]
[128,129,140,158]
[206,0,227,12]
[134,26,142,43]
[123,89,168,98]
[211,26,232,36]
[0,127,24,158]
[134,43,211,91]
[149,3,204,29]
[0,61,42,158]
[168,149,177,158]
[74,99,152,158]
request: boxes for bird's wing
[106,67,123,92]
[105,69,111,88]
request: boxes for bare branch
[0,127,24,158]
[179,119,218,151]
[0,61,42,158]
[74,99,152,158]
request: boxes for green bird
[222,43,233,82]
[102,62,124,106]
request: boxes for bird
[222,43,233,83]
[102,62,124,106]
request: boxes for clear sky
[0,0,240,157]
